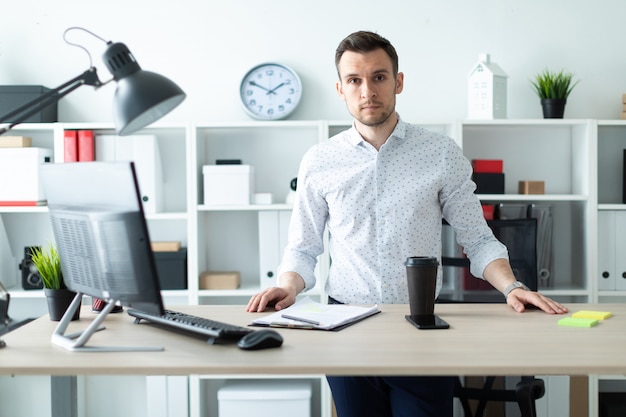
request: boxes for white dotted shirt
[278,117,508,304]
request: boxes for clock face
[240,63,302,120]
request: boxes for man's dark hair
[335,31,399,77]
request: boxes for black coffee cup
[405,256,438,316]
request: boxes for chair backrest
[440,218,538,302]
[442,219,544,417]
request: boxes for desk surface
[2,303,625,377]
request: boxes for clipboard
[250,296,381,331]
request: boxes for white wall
[1,0,625,124]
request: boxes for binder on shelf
[596,210,616,290]
[623,149,626,204]
[495,203,554,288]
[77,130,95,161]
[258,211,291,289]
[63,130,78,162]
[482,204,495,220]
[528,204,553,288]
[615,213,626,291]
[495,203,527,220]
[95,134,163,214]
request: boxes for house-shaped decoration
[467,53,507,119]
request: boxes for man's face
[336,48,404,127]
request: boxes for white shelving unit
[0,118,615,417]
[591,120,626,417]
[462,119,594,303]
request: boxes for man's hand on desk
[483,258,568,315]
[246,287,296,312]
[506,289,569,315]
[246,272,305,312]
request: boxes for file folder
[528,204,553,288]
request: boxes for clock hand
[266,82,286,95]
[248,81,273,93]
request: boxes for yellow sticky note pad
[572,310,612,320]
[558,317,599,328]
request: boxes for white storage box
[218,380,311,417]
[0,147,52,204]
[203,165,254,205]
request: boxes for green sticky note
[558,317,599,328]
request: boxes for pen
[270,322,314,329]
[281,314,321,326]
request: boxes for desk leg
[51,376,77,417]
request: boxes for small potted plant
[531,69,579,119]
[30,244,80,321]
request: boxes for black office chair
[440,218,545,417]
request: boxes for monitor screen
[41,161,165,316]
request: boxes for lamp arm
[0,67,103,136]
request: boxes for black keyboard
[127,308,253,344]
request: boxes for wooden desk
[2,303,625,377]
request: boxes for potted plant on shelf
[30,244,80,321]
[531,69,579,119]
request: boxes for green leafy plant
[531,69,579,100]
[30,244,65,290]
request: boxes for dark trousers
[326,298,454,417]
[327,376,454,417]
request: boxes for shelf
[145,211,188,220]
[197,287,323,297]
[0,206,48,213]
[598,204,626,210]
[462,118,592,127]
[198,204,293,212]
[479,194,588,202]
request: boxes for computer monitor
[41,161,166,351]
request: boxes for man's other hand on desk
[506,289,569,315]
[246,272,305,312]
[484,259,568,315]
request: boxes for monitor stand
[51,292,164,352]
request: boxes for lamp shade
[103,42,186,136]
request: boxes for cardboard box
[0,85,58,122]
[518,180,545,194]
[203,165,254,205]
[199,271,240,290]
[151,241,182,252]
[0,136,31,148]
[218,381,311,417]
[154,248,187,290]
[0,147,52,204]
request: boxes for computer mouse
[237,329,283,350]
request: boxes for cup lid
[404,256,439,266]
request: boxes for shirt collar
[347,114,407,147]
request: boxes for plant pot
[44,288,80,321]
[541,98,566,119]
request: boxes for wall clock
[240,63,302,120]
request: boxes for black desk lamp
[0,27,186,136]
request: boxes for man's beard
[353,98,396,127]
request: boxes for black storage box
[0,85,58,123]
[472,173,505,194]
[154,248,188,290]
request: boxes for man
[247,31,568,417]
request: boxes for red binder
[63,130,78,162]
[78,130,95,161]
